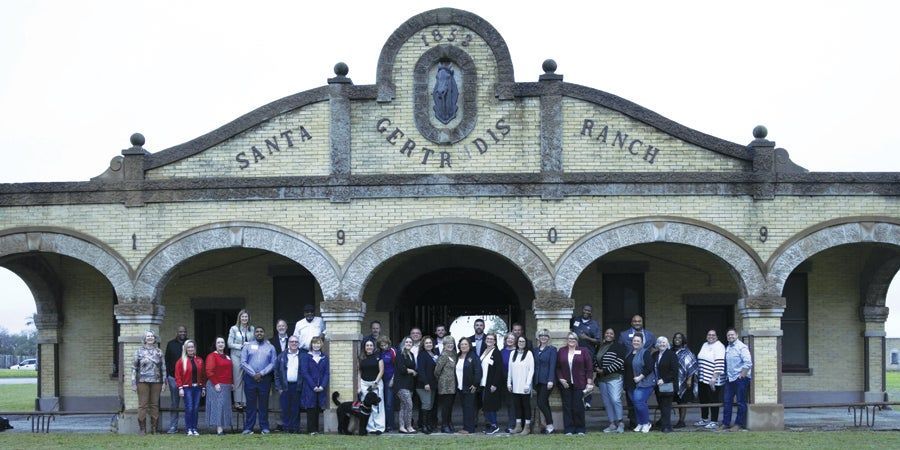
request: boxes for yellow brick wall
[146,101,330,179]
[562,99,750,172]
[350,25,541,174]
[782,246,865,393]
[1,196,898,271]
[58,258,116,398]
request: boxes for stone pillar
[114,303,165,434]
[533,294,574,428]
[321,299,365,432]
[738,296,785,430]
[33,313,61,411]
[861,305,889,402]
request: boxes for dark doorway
[273,275,316,329]
[602,273,645,334]
[390,267,522,342]
[686,305,734,353]
[194,309,239,357]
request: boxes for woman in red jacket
[174,340,206,436]
[204,337,233,435]
[556,331,594,435]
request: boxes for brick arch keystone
[0,228,134,303]
[134,222,340,304]
[766,218,900,297]
[555,218,765,299]
[340,219,555,303]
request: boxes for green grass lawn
[0,383,35,411]
[887,371,900,393]
[0,431,898,449]
[0,369,37,378]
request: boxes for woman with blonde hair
[227,309,253,410]
[132,330,166,435]
[174,340,206,436]
[433,336,458,433]
[394,336,418,433]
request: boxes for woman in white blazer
[506,335,535,435]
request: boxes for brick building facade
[1,8,898,432]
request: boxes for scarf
[675,346,699,398]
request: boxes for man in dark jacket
[164,325,187,433]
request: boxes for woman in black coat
[480,333,504,434]
[654,336,679,433]
[415,336,439,434]
[394,337,418,433]
[456,337,483,434]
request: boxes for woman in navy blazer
[533,329,558,434]
[301,337,329,434]
[654,336,678,433]
[456,337,483,434]
[555,331,594,435]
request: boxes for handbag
[658,382,674,393]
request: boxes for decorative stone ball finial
[753,125,768,139]
[130,133,145,147]
[334,62,349,77]
[542,59,557,74]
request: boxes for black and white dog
[332,389,382,435]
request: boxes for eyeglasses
[567,338,577,341]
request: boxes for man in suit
[618,315,654,350]
[270,319,291,431]
[469,319,486,357]
[270,319,290,355]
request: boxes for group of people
[131,303,754,436]
[355,307,752,436]
[130,304,328,435]
[571,306,754,433]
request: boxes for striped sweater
[594,341,626,382]
[697,341,726,386]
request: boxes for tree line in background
[0,326,37,358]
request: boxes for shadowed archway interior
[364,246,533,341]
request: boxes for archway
[363,246,534,343]
[556,218,765,300]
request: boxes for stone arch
[0,227,134,303]
[340,219,555,303]
[134,222,340,304]
[766,217,900,297]
[555,217,766,299]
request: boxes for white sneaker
[705,421,719,429]
[633,424,642,432]
[694,419,709,426]
[641,424,651,433]
[603,424,617,433]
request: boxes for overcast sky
[1,1,898,334]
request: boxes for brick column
[533,294,574,428]
[33,313,60,411]
[861,305,889,402]
[321,300,365,432]
[114,303,165,434]
[738,296,785,430]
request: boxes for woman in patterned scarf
[672,332,698,428]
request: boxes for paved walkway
[0,378,36,385]
[3,406,899,434]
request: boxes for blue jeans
[629,386,653,426]
[279,381,301,432]
[166,376,181,430]
[182,386,201,432]
[599,376,624,423]
[723,377,750,428]
[243,373,271,431]
[484,410,497,426]
[383,380,395,430]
